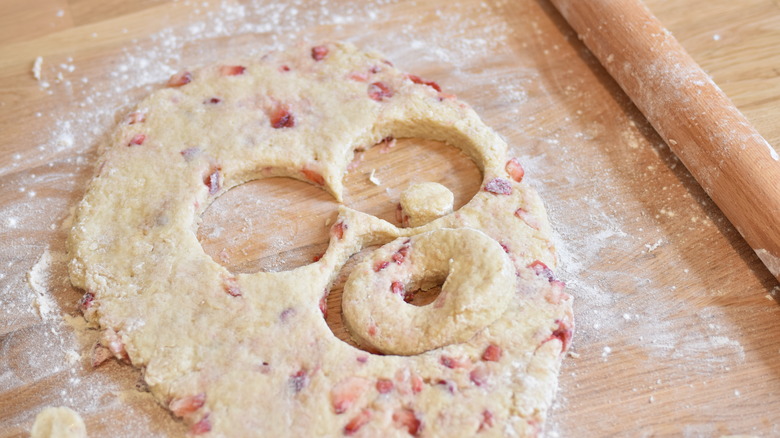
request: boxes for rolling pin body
[550,0,780,282]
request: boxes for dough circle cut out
[67,42,573,436]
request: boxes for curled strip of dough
[342,228,516,356]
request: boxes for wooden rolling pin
[550,0,780,283]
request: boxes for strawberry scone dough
[68,42,573,437]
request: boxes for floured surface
[2,0,780,437]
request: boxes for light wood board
[1,0,780,436]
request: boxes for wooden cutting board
[2,0,780,436]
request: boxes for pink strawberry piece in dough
[515,208,541,230]
[279,307,295,322]
[311,45,329,61]
[190,415,212,434]
[319,291,329,319]
[395,204,407,226]
[478,410,495,431]
[348,71,369,82]
[440,355,468,369]
[302,167,325,185]
[392,366,422,396]
[436,379,456,394]
[407,73,442,92]
[546,280,568,305]
[469,365,488,387]
[127,112,145,124]
[205,97,221,104]
[367,82,393,101]
[103,329,128,360]
[332,221,347,240]
[203,166,221,195]
[484,177,512,195]
[180,147,201,162]
[279,65,291,72]
[344,409,371,435]
[376,379,394,394]
[289,368,309,393]
[219,65,246,76]
[78,292,94,312]
[505,158,525,182]
[374,260,389,272]
[269,105,295,129]
[168,71,192,87]
[392,244,409,264]
[411,375,423,394]
[379,136,396,153]
[169,393,206,417]
[392,407,422,436]
[481,344,502,362]
[331,377,369,414]
[547,319,573,352]
[128,134,146,146]
[222,276,241,297]
[390,281,405,296]
[529,260,557,282]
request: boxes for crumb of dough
[30,406,87,438]
[368,168,381,185]
[33,56,43,81]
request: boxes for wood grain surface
[1,0,779,437]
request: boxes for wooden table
[1,0,779,436]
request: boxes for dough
[399,182,454,227]
[30,407,87,438]
[68,42,573,436]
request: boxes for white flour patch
[27,248,67,320]
[761,137,779,161]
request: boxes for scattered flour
[2,0,776,436]
[27,248,66,320]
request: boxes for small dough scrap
[399,182,454,227]
[30,407,87,438]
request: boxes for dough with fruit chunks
[68,42,573,437]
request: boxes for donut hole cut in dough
[198,177,339,274]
